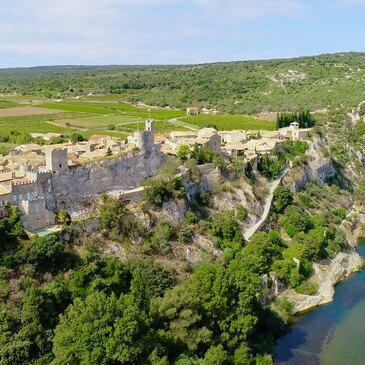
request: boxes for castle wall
[21,209,56,231]
[35,171,56,211]
[11,181,38,203]
[52,146,165,210]
[18,197,56,231]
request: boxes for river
[275,243,365,365]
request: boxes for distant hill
[1,52,365,113]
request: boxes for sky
[0,0,365,68]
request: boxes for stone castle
[0,120,163,232]
[0,118,310,233]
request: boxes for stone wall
[52,147,164,211]
[21,209,56,231]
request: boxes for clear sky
[0,0,364,68]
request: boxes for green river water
[275,243,365,365]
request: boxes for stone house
[279,122,311,141]
[186,107,199,115]
[192,128,221,154]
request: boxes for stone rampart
[52,147,164,210]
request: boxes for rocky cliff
[283,135,336,192]
[282,250,363,314]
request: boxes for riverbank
[281,250,363,313]
[278,210,365,314]
[275,243,365,365]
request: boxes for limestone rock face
[282,250,363,314]
[162,199,187,222]
[307,136,336,182]
[184,164,221,198]
[284,136,336,191]
[212,186,262,229]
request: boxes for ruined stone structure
[133,119,155,151]
[52,146,164,212]
[0,120,164,231]
[45,148,68,173]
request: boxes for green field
[116,120,186,133]
[0,99,20,109]
[79,130,128,140]
[0,95,276,156]
[0,114,73,134]
[181,114,276,131]
[36,101,185,119]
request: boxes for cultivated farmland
[180,114,276,131]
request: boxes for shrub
[295,281,318,295]
[142,175,184,207]
[273,186,293,213]
[280,205,312,237]
[236,204,248,220]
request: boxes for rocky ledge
[282,250,364,314]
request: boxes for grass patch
[79,130,128,140]
[118,120,187,133]
[0,100,20,109]
[35,101,185,119]
[0,114,74,135]
[181,114,276,131]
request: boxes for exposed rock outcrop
[284,136,336,191]
[282,250,363,314]
[162,199,187,222]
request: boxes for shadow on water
[275,327,307,362]
[274,243,365,365]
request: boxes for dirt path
[167,118,199,131]
[244,165,289,241]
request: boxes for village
[0,114,310,233]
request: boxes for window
[19,194,23,201]
[26,192,31,200]
[13,195,17,202]
[47,178,51,184]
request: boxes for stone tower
[290,122,299,141]
[45,148,68,173]
[134,119,155,151]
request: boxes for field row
[36,101,186,119]
[180,114,276,131]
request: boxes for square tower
[45,148,68,173]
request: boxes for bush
[56,209,71,226]
[333,208,346,220]
[236,204,248,220]
[178,224,193,243]
[295,281,318,295]
[272,297,293,324]
[280,205,312,237]
[142,175,184,207]
[69,133,85,143]
[273,186,293,213]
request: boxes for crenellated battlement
[36,170,52,175]
[12,180,36,187]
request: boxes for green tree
[69,133,85,144]
[177,145,191,161]
[273,186,293,213]
[52,292,149,365]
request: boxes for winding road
[244,165,289,241]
